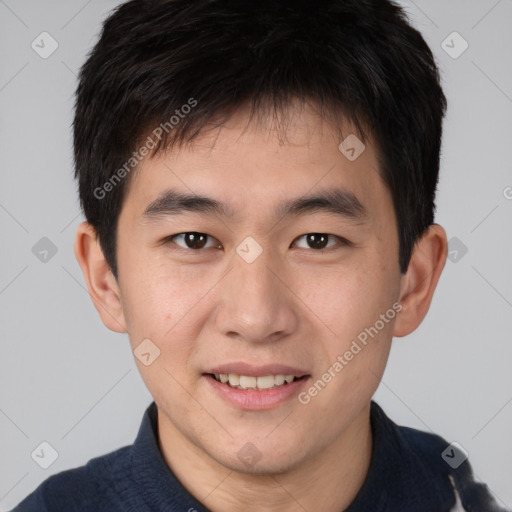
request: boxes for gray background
[1,0,511,509]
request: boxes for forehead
[122,104,391,228]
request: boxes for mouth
[206,373,308,391]
[202,363,311,409]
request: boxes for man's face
[115,105,403,473]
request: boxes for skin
[75,103,447,512]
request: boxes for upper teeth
[214,373,296,390]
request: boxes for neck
[157,403,373,512]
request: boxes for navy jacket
[11,401,507,511]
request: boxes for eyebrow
[141,187,368,224]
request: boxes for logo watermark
[93,98,198,200]
[298,302,402,405]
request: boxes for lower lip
[204,375,310,410]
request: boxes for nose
[214,242,299,345]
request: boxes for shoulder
[10,445,133,512]
[386,409,507,512]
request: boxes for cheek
[121,272,206,402]
[301,265,397,419]
[120,262,218,372]
[296,253,399,346]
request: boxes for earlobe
[74,221,127,333]
[393,224,448,338]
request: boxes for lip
[205,362,309,378]
[203,363,311,410]
[204,374,310,410]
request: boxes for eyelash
[162,232,351,253]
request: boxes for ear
[74,221,127,333]
[393,224,447,337]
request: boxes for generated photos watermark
[298,302,402,405]
[93,97,198,200]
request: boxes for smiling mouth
[206,373,308,391]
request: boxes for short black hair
[74,0,447,280]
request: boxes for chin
[206,437,309,476]
[227,455,302,476]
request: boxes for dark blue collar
[129,401,458,511]
[345,401,456,511]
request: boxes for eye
[165,232,220,250]
[293,233,348,251]
[163,232,349,252]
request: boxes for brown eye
[294,233,343,251]
[307,234,329,250]
[167,232,219,250]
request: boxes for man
[12,0,507,510]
